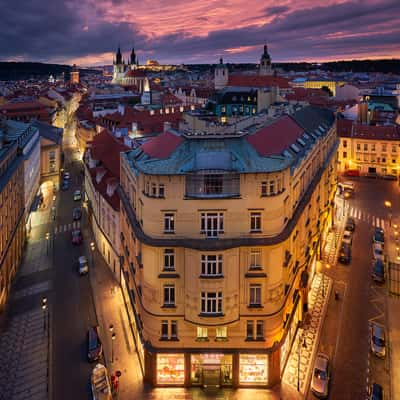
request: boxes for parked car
[87,326,102,362]
[311,353,330,398]
[345,217,356,232]
[73,207,82,221]
[338,242,351,264]
[338,181,355,192]
[71,229,83,245]
[78,255,89,275]
[373,227,385,245]
[342,230,353,245]
[365,172,378,179]
[383,174,397,181]
[63,171,70,180]
[61,180,69,191]
[370,322,386,358]
[368,383,384,400]
[372,243,384,262]
[372,259,385,283]
[73,190,82,201]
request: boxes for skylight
[297,138,306,146]
[283,150,292,158]
[290,143,300,153]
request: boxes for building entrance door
[202,365,220,387]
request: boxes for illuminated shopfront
[157,354,185,384]
[191,353,232,386]
[239,354,268,385]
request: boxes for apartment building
[118,106,338,388]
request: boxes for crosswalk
[54,221,81,234]
[348,206,386,229]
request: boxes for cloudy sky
[1,0,399,66]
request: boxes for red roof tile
[125,69,146,78]
[141,131,184,159]
[246,115,304,156]
[228,75,290,89]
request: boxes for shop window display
[191,354,232,386]
[157,354,185,384]
[239,354,268,385]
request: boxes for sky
[0,0,399,66]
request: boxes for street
[308,178,399,400]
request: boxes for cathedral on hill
[112,46,148,92]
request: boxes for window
[204,174,223,194]
[382,144,387,152]
[249,284,262,306]
[356,152,361,161]
[201,292,222,314]
[201,212,224,237]
[250,212,262,232]
[371,144,376,152]
[382,157,386,163]
[163,285,175,306]
[249,248,262,270]
[163,249,175,271]
[356,143,361,151]
[152,183,157,197]
[393,159,397,164]
[197,327,208,340]
[269,181,275,195]
[392,145,397,153]
[261,181,267,196]
[161,320,168,339]
[201,254,223,276]
[49,150,56,173]
[364,143,368,151]
[146,182,150,194]
[256,321,264,340]
[216,326,227,340]
[164,213,175,233]
[246,321,254,339]
[171,321,178,339]
[159,184,165,198]
[343,140,347,148]
[343,151,347,158]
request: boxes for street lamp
[297,333,307,392]
[45,233,50,255]
[90,242,95,266]
[109,324,115,363]
[41,297,48,333]
[384,200,392,227]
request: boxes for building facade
[0,120,27,311]
[118,106,337,388]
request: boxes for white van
[338,181,355,192]
[78,256,89,275]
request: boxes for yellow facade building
[304,80,345,97]
[118,106,338,387]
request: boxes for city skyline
[1,0,399,66]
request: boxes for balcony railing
[185,172,240,198]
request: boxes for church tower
[130,47,138,70]
[214,58,229,90]
[259,44,273,76]
[112,45,126,84]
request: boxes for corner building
[119,106,338,388]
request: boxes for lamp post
[45,233,50,255]
[109,324,115,363]
[297,333,307,392]
[384,200,392,227]
[41,297,48,333]
[90,242,95,266]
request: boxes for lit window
[250,212,262,232]
[249,284,262,306]
[197,326,208,340]
[216,326,227,339]
[249,249,262,270]
[164,213,175,233]
[201,254,223,276]
[163,249,175,271]
[201,292,222,314]
[163,285,175,306]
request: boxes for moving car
[73,207,82,221]
[373,227,385,245]
[63,171,70,180]
[71,229,83,245]
[87,326,102,362]
[342,230,353,245]
[372,243,384,262]
[61,180,69,191]
[338,242,351,264]
[372,259,385,283]
[73,190,82,201]
[338,181,355,192]
[78,255,89,275]
[368,383,384,400]
[311,353,330,398]
[370,322,386,358]
[345,217,355,232]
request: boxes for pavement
[0,199,53,400]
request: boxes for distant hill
[0,62,101,81]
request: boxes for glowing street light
[90,242,95,266]
[41,297,48,333]
[45,232,50,255]
[384,201,392,227]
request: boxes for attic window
[283,150,292,158]
[314,129,322,137]
[303,133,310,140]
[290,143,300,153]
[297,138,306,146]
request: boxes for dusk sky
[1,0,399,66]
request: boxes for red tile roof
[246,115,304,156]
[141,131,184,159]
[336,119,353,137]
[228,75,291,89]
[125,69,146,78]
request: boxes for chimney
[357,100,368,124]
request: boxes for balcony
[185,172,240,199]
